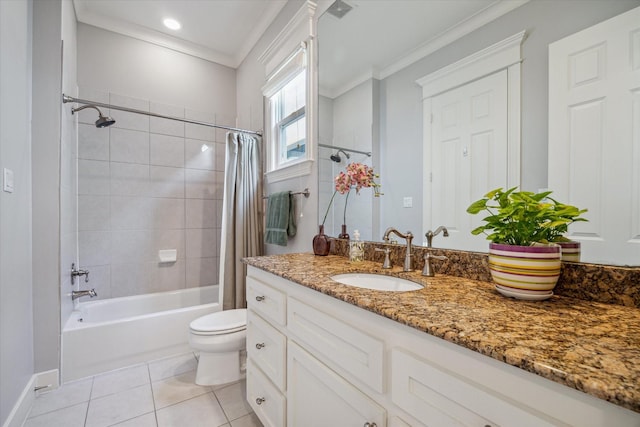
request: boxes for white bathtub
[62,285,219,382]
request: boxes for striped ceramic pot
[488,243,562,291]
[557,241,581,262]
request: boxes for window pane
[281,72,306,118]
[281,115,306,162]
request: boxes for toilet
[189,308,247,386]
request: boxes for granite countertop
[243,253,640,414]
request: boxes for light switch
[3,168,14,193]
[403,197,413,208]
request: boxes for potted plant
[467,187,587,295]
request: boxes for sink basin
[331,273,423,292]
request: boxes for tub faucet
[71,263,90,284]
[72,289,97,300]
[382,227,413,271]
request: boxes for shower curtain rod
[318,143,371,157]
[62,94,262,136]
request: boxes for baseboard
[1,369,59,427]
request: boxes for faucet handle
[422,252,448,276]
[374,247,392,269]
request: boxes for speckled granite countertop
[243,253,640,414]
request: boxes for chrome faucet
[71,263,90,284]
[422,226,449,276]
[382,228,414,271]
[72,289,97,300]
[425,226,449,248]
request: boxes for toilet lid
[190,309,247,334]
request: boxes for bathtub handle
[255,343,265,350]
[256,397,265,405]
[255,295,265,302]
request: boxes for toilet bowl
[189,308,247,386]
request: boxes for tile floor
[24,352,263,427]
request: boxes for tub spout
[72,289,97,300]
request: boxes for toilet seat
[190,308,247,335]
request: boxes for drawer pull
[255,295,265,302]
[255,342,265,349]
[256,397,266,405]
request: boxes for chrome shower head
[330,149,350,163]
[71,104,116,128]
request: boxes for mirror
[317,0,639,266]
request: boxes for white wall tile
[79,159,110,195]
[111,230,154,263]
[215,113,236,143]
[186,257,217,287]
[150,260,185,292]
[78,195,110,231]
[185,139,215,170]
[152,198,185,230]
[110,93,150,132]
[111,196,153,230]
[186,228,216,258]
[185,169,216,199]
[110,162,149,196]
[110,128,149,164]
[81,264,111,300]
[150,134,184,167]
[185,109,215,142]
[110,263,152,298]
[214,142,226,171]
[79,231,111,266]
[153,229,185,261]
[215,200,223,228]
[78,123,109,160]
[186,199,215,229]
[150,166,185,198]
[213,171,224,199]
[150,102,185,137]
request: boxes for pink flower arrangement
[321,162,382,226]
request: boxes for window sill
[266,159,313,183]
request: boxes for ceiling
[73,0,288,68]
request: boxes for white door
[429,70,508,252]
[287,341,386,427]
[549,6,640,265]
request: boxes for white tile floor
[24,352,263,427]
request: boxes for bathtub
[62,285,219,382]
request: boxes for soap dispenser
[349,230,364,262]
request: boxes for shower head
[71,104,116,128]
[330,149,350,163]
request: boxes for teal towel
[265,192,297,246]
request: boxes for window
[263,45,312,181]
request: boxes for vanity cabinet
[246,266,640,427]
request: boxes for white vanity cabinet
[246,266,640,427]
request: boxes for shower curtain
[219,132,264,310]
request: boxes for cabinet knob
[363,423,377,427]
[256,397,265,405]
[255,343,265,349]
[255,295,265,302]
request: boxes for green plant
[466,187,588,246]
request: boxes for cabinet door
[247,359,286,427]
[247,310,286,391]
[288,341,386,427]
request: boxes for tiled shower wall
[77,89,229,299]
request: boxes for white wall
[0,0,34,424]
[237,0,318,255]
[379,0,640,239]
[75,24,236,298]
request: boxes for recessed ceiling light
[163,18,181,31]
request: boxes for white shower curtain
[219,132,264,310]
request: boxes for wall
[0,0,34,424]
[379,0,640,238]
[76,24,235,298]
[237,0,318,255]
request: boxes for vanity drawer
[247,275,286,326]
[247,310,286,392]
[287,297,384,393]
[391,348,556,427]
[247,358,286,427]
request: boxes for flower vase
[313,225,331,256]
[338,224,350,240]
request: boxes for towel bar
[263,188,310,199]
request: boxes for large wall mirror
[317,0,640,266]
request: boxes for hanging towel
[265,192,297,246]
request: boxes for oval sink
[331,273,423,292]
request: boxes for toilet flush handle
[255,295,265,302]
[255,343,265,349]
